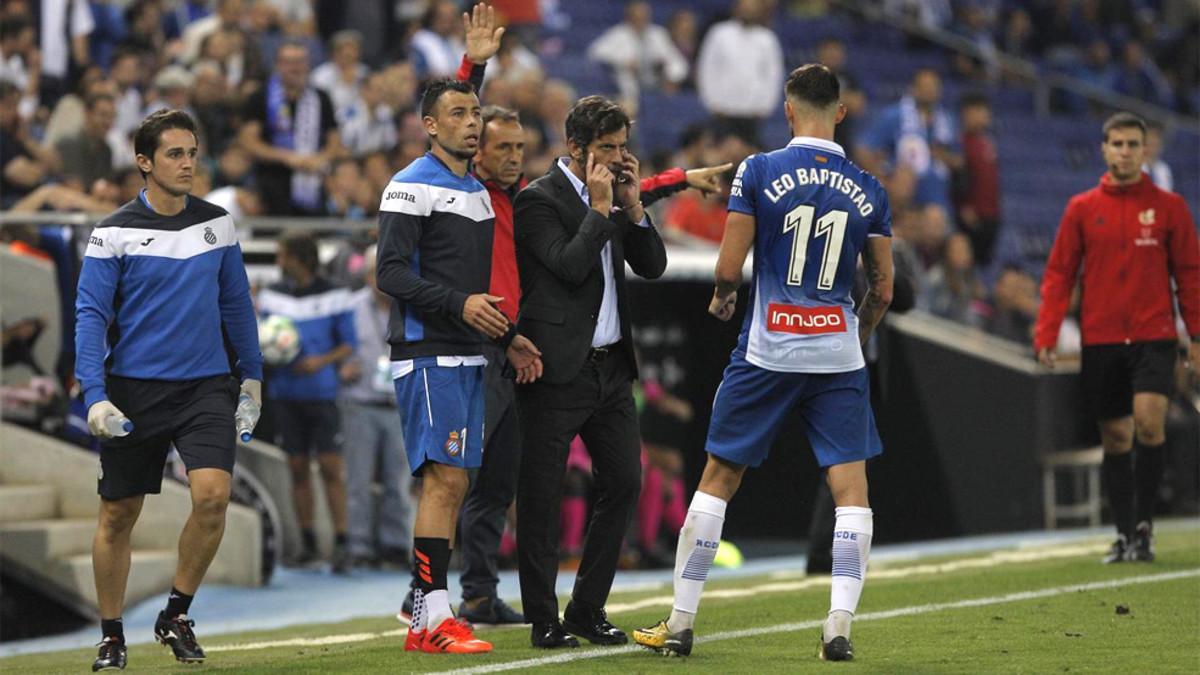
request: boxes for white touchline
[431,569,1200,675]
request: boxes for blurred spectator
[376,61,419,117]
[859,68,960,211]
[38,0,95,105]
[1143,123,1173,192]
[337,245,414,570]
[265,0,317,37]
[1,82,59,208]
[239,40,343,215]
[108,49,145,141]
[954,93,1000,265]
[1064,39,1117,113]
[951,2,1000,82]
[670,123,712,171]
[1001,7,1036,61]
[200,26,266,100]
[181,0,243,64]
[921,232,984,326]
[311,30,367,124]
[215,143,254,187]
[117,0,170,64]
[696,0,783,145]
[986,266,1039,344]
[192,60,236,156]
[7,182,117,214]
[537,78,574,154]
[489,0,542,49]
[55,92,117,187]
[663,176,727,244]
[587,1,688,104]
[915,202,951,268]
[883,0,953,31]
[44,66,108,144]
[815,37,866,151]
[666,9,699,74]
[409,0,466,79]
[203,182,264,225]
[144,66,196,120]
[88,0,129,70]
[340,71,399,157]
[1112,40,1174,110]
[482,32,541,85]
[0,16,39,119]
[322,157,367,219]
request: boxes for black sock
[302,528,317,551]
[1102,452,1136,540]
[163,587,194,619]
[1134,440,1166,528]
[413,537,450,593]
[101,618,124,643]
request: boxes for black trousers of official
[459,347,522,601]
[516,353,642,623]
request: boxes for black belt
[587,343,620,362]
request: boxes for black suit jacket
[513,164,668,384]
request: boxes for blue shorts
[706,357,882,469]
[394,362,485,475]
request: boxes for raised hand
[463,2,505,65]
[462,293,510,338]
[586,152,614,213]
[685,162,734,194]
[506,334,544,383]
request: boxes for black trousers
[459,347,522,600]
[516,353,642,623]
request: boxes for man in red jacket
[1035,112,1199,564]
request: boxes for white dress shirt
[695,19,783,119]
[556,159,649,348]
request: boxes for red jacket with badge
[1035,173,1200,351]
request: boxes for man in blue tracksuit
[75,109,262,670]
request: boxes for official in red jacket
[1034,112,1200,565]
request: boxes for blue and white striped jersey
[257,278,357,402]
[728,136,892,373]
[75,192,262,408]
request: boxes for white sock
[410,588,427,632]
[425,589,454,630]
[667,491,727,633]
[827,506,872,639]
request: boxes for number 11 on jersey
[784,204,849,291]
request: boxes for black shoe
[397,589,414,624]
[458,596,525,625]
[154,614,206,663]
[531,620,580,649]
[331,542,351,575]
[562,601,627,645]
[293,545,320,568]
[1102,535,1130,564]
[1131,523,1155,562]
[819,635,854,661]
[92,638,126,671]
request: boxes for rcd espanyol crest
[204,226,217,245]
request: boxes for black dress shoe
[531,620,580,649]
[562,601,628,645]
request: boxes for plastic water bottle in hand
[104,414,133,437]
[235,392,260,443]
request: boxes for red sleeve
[455,55,473,83]
[640,167,687,207]
[1034,197,1085,350]
[1168,195,1200,338]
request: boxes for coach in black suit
[512,96,667,649]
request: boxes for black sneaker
[819,635,854,661]
[1102,535,1130,564]
[458,596,525,625]
[331,542,351,575]
[1130,524,1155,562]
[92,637,126,671]
[154,614,206,663]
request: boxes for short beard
[436,137,475,161]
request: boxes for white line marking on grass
[208,629,405,653]
[433,569,1200,674]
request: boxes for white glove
[87,400,127,439]
[240,379,262,406]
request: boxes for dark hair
[480,105,520,146]
[0,80,19,100]
[784,64,840,109]
[564,95,631,150]
[0,16,29,41]
[1102,112,1146,141]
[279,232,319,273]
[133,109,198,176]
[420,78,477,119]
[958,91,991,111]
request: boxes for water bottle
[104,414,133,437]
[235,393,260,443]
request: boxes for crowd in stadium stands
[1,0,1196,567]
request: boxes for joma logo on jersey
[386,190,416,203]
[767,304,845,335]
[89,235,104,247]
